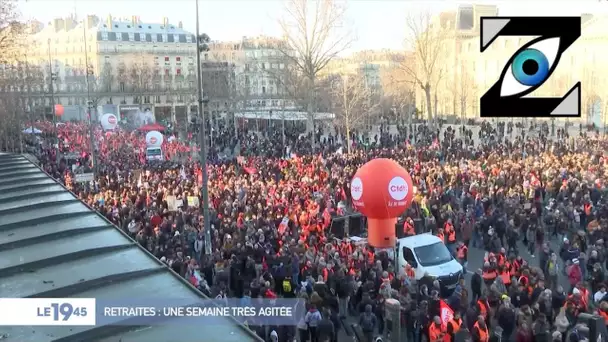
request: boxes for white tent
[23,127,42,134]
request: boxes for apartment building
[205,35,321,122]
[22,14,198,126]
[415,4,608,123]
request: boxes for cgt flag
[439,300,454,328]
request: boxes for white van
[395,233,464,292]
[146,147,163,161]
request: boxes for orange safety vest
[579,288,589,309]
[429,323,444,342]
[599,310,608,324]
[457,246,468,259]
[447,228,456,243]
[477,300,488,317]
[500,270,511,285]
[482,270,497,281]
[404,221,415,236]
[497,254,505,266]
[447,318,461,339]
[473,322,489,342]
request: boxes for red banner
[439,300,454,328]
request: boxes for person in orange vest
[481,262,497,287]
[476,297,490,321]
[404,262,416,281]
[597,301,608,324]
[444,219,457,252]
[573,284,589,312]
[498,265,511,287]
[456,242,468,268]
[403,217,415,236]
[496,247,506,267]
[436,228,445,243]
[472,316,489,342]
[446,311,462,342]
[428,315,446,342]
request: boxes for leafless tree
[456,64,474,121]
[201,61,236,130]
[327,73,371,153]
[401,11,448,122]
[128,57,153,104]
[380,62,415,125]
[116,62,129,103]
[278,0,353,144]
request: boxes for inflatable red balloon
[351,158,414,248]
[54,104,64,117]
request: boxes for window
[129,32,135,41]
[119,82,125,92]
[402,247,417,267]
[116,32,122,41]
[164,56,169,62]
[162,34,168,42]
[186,35,192,43]
[176,68,181,75]
[152,34,157,42]
[173,34,179,42]
[176,57,181,62]
[135,33,141,41]
[413,242,453,267]
[165,68,170,75]
[108,32,116,41]
[101,32,109,40]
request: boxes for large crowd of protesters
[8,116,608,342]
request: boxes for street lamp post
[47,39,58,158]
[83,21,97,177]
[195,0,212,257]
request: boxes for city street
[338,234,572,341]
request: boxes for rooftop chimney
[53,18,65,32]
[87,15,98,29]
[107,14,112,30]
[162,17,169,28]
[131,16,138,26]
[178,21,183,29]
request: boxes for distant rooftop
[34,15,194,36]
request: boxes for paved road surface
[337,235,571,341]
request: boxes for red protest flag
[439,299,454,328]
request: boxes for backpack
[360,313,375,332]
[282,279,292,293]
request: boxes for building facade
[20,14,198,127]
[415,5,608,123]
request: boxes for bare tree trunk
[307,78,316,150]
[282,117,286,147]
[424,86,432,122]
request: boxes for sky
[17,0,608,53]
